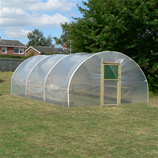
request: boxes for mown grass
[0,71,158,158]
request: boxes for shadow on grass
[0,80,4,83]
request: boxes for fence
[0,58,25,72]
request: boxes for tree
[63,0,158,92]
[53,22,70,48]
[44,35,54,47]
[27,29,53,47]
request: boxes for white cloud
[29,0,76,12]
[1,0,38,10]
[1,11,70,28]
[0,0,72,29]
[0,0,75,40]
[0,7,29,18]
[36,13,70,27]
[4,29,32,38]
[1,0,76,12]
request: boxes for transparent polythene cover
[11,55,47,96]
[45,53,91,105]
[69,52,148,106]
[11,51,148,106]
[26,54,66,100]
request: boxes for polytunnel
[11,51,149,106]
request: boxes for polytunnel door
[101,63,121,106]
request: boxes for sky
[0,0,86,45]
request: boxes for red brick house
[26,46,70,56]
[0,38,26,56]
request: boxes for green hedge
[0,54,26,59]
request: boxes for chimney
[63,43,67,49]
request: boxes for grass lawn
[0,71,158,158]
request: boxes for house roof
[0,39,25,48]
[30,46,57,54]
[26,46,70,54]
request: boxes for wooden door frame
[100,62,121,106]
